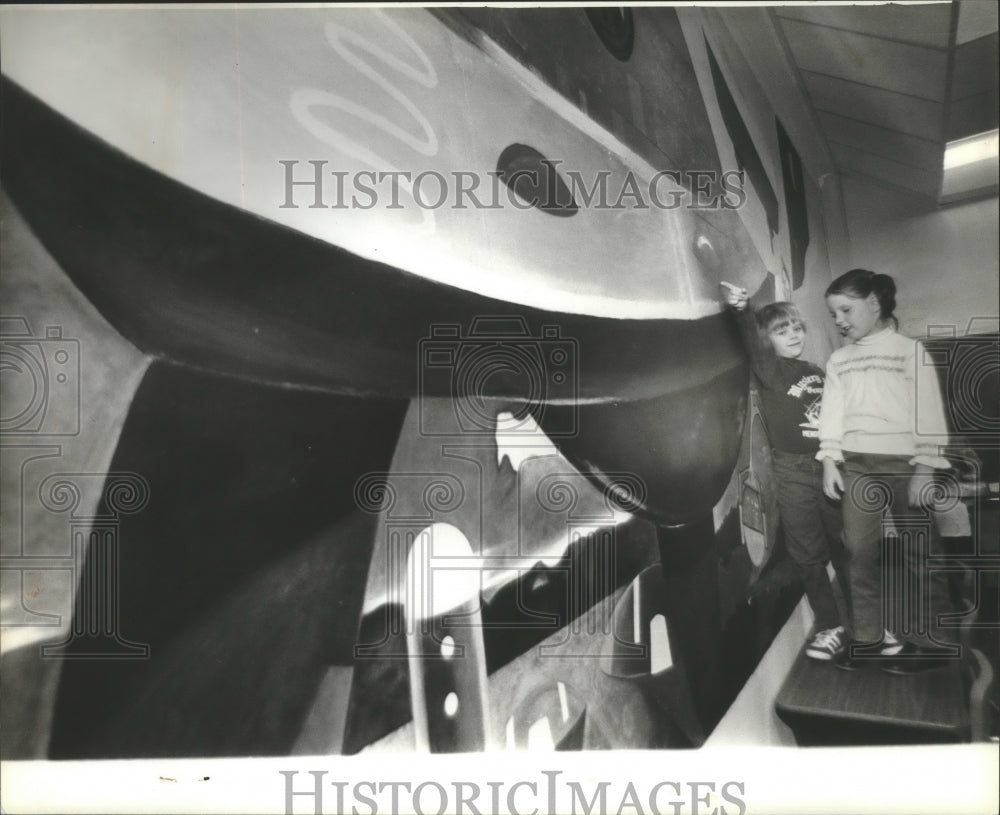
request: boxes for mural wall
[1,6,837,759]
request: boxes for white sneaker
[806,626,845,660]
[879,629,903,656]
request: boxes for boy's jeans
[771,450,849,632]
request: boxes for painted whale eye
[585,7,635,62]
[496,144,578,217]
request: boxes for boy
[722,282,851,660]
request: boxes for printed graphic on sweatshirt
[788,373,823,438]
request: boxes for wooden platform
[775,648,969,746]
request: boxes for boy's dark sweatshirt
[736,310,825,455]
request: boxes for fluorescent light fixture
[943,129,999,170]
[940,128,999,204]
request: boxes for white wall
[843,177,1000,339]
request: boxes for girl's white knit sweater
[816,327,951,468]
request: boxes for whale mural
[0,6,822,757]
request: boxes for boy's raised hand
[720,281,748,311]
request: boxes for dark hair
[755,302,805,335]
[825,268,898,328]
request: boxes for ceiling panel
[775,4,952,50]
[956,0,999,46]
[831,142,942,199]
[817,111,943,171]
[768,2,998,204]
[780,17,949,101]
[803,71,944,142]
[950,33,1000,100]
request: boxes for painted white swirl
[290,11,440,232]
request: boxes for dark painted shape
[600,564,706,746]
[585,7,635,62]
[408,610,490,752]
[48,361,408,758]
[348,509,801,754]
[342,518,658,753]
[2,77,750,524]
[555,705,587,750]
[496,143,578,217]
[445,7,725,186]
[542,363,749,526]
[706,39,779,243]
[656,519,724,731]
[776,117,810,290]
[658,516,802,739]
[748,271,776,311]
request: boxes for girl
[817,269,954,673]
